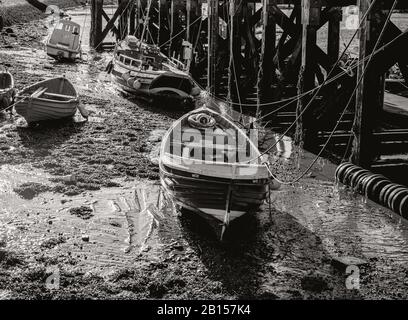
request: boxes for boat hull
[46,44,80,61]
[158,106,275,239]
[111,40,196,107]
[14,99,78,123]
[111,70,194,107]
[14,77,79,124]
[0,72,15,109]
[46,19,81,61]
[160,163,268,237]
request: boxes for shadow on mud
[118,90,191,120]
[177,206,361,299]
[177,211,264,297]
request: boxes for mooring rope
[340,0,400,164]
[159,16,202,49]
[244,0,380,164]
[0,95,28,113]
[264,0,399,185]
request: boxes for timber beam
[90,0,104,50]
[92,0,130,49]
[101,9,120,38]
[269,4,337,72]
[257,0,277,110]
[350,0,388,168]
[295,0,322,145]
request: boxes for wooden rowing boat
[14,77,79,124]
[159,106,273,240]
[0,71,15,110]
[46,19,81,61]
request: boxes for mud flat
[1,4,408,300]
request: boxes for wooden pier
[84,0,408,183]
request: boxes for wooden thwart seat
[171,141,247,152]
[42,92,75,99]
[30,87,47,98]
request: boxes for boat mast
[207,0,218,95]
[139,0,153,49]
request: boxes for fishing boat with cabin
[46,19,82,61]
[159,106,276,240]
[109,0,199,106]
[111,35,199,106]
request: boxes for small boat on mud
[46,19,82,61]
[159,106,274,240]
[14,77,79,124]
[110,35,199,106]
[0,71,15,110]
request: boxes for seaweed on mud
[13,182,52,200]
[52,184,82,196]
[69,206,94,220]
[24,266,47,282]
[40,235,66,249]
[0,250,25,269]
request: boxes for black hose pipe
[335,162,408,218]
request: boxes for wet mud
[1,3,408,300]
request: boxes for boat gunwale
[114,59,167,76]
[159,106,266,169]
[160,162,269,186]
[15,77,79,103]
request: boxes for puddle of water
[0,163,170,272]
[263,134,408,263]
[0,164,51,195]
[272,179,408,263]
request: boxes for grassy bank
[1,0,85,26]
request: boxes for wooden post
[257,0,277,118]
[228,0,235,103]
[118,0,129,40]
[295,0,320,145]
[130,1,136,35]
[350,0,386,167]
[228,0,242,105]
[327,7,342,65]
[136,0,141,38]
[169,0,175,57]
[157,0,161,45]
[90,0,104,50]
[207,0,219,95]
[351,0,369,166]
[186,0,191,42]
[140,0,152,46]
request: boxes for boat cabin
[48,20,81,52]
[115,36,166,71]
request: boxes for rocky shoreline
[1,0,85,26]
